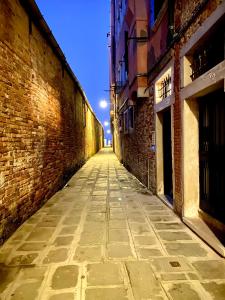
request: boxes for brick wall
[121,93,156,191]
[0,0,103,244]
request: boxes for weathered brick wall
[121,94,156,192]
[0,0,103,244]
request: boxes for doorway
[163,109,173,204]
[199,89,225,225]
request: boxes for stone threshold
[157,194,174,210]
[183,216,225,258]
[157,193,225,257]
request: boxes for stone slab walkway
[1,148,225,300]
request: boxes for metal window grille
[190,25,225,81]
[158,75,171,100]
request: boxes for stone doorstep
[183,216,225,257]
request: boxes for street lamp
[107,129,111,134]
[104,121,109,127]
[99,99,108,109]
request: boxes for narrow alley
[0,149,225,300]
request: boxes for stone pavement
[1,148,225,300]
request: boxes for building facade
[110,0,225,255]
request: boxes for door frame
[154,60,175,208]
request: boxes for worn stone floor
[1,148,225,300]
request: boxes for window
[128,106,134,129]
[115,0,128,40]
[116,54,128,93]
[123,106,134,133]
[158,74,171,100]
[190,25,225,81]
[124,109,129,133]
[150,0,165,27]
[155,68,172,103]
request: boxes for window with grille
[155,67,172,103]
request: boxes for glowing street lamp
[104,121,109,127]
[99,99,108,109]
[106,129,111,134]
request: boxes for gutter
[19,0,102,127]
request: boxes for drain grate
[169,261,181,268]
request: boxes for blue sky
[35,0,111,138]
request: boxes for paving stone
[166,283,201,300]
[109,202,122,207]
[147,211,173,216]
[88,205,106,213]
[109,229,129,243]
[87,263,123,286]
[53,236,73,246]
[0,250,10,264]
[148,216,178,222]
[26,228,55,242]
[201,282,225,300]
[43,248,68,264]
[91,196,106,202]
[86,213,106,222]
[125,261,163,299]
[158,231,192,241]
[161,273,187,281]
[9,253,38,266]
[154,223,185,230]
[134,235,157,246]
[129,223,151,234]
[128,215,147,223]
[109,220,127,229]
[51,265,79,289]
[165,243,208,257]
[48,208,64,216]
[63,216,80,226]
[37,216,61,227]
[48,293,74,300]
[83,222,105,232]
[110,208,124,214]
[192,260,225,279]
[137,248,163,258]
[110,212,126,220]
[79,231,104,245]
[10,282,42,299]
[144,205,169,211]
[20,266,47,281]
[59,226,77,235]
[110,191,121,197]
[26,216,42,225]
[93,191,107,196]
[107,244,134,259]
[0,265,20,294]
[17,242,47,251]
[151,257,192,273]
[74,246,102,262]
[85,288,128,300]
[187,273,199,280]
[11,225,35,241]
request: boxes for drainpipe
[168,0,175,45]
